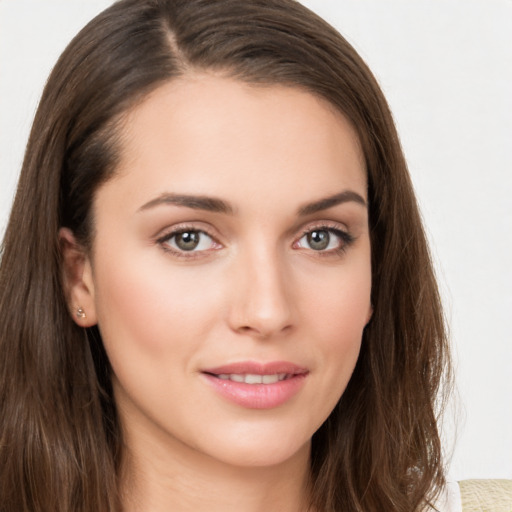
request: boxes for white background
[1,0,511,481]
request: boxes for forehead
[103,74,366,210]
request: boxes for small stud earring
[76,307,86,319]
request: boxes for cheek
[301,257,371,336]
[91,248,221,360]
[299,257,371,397]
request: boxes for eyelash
[294,224,355,256]
[156,223,355,259]
[156,225,220,259]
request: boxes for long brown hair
[0,1,451,510]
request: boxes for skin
[62,74,372,512]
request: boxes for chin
[194,420,313,470]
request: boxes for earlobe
[59,227,98,327]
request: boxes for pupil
[308,230,329,250]
[176,231,200,251]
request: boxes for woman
[0,0,451,510]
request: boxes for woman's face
[76,75,372,469]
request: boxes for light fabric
[434,479,512,511]
[459,479,512,512]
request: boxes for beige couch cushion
[460,479,512,512]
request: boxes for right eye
[159,229,220,254]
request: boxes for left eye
[296,228,347,252]
[162,230,216,252]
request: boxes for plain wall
[1,0,511,480]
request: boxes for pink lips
[201,361,308,409]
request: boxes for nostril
[234,322,293,339]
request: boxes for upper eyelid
[296,226,352,242]
[296,220,349,236]
[153,220,352,245]
[155,223,219,241]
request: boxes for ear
[59,227,98,327]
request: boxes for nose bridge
[229,237,293,337]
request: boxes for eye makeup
[293,221,356,257]
[154,219,356,261]
[156,224,223,259]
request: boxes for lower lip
[202,373,307,409]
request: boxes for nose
[227,245,294,339]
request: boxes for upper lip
[202,361,308,376]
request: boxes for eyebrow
[138,193,235,214]
[137,189,366,216]
[297,190,367,216]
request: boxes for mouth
[201,361,308,409]
[206,372,292,384]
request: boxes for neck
[119,419,312,512]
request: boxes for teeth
[216,373,288,384]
